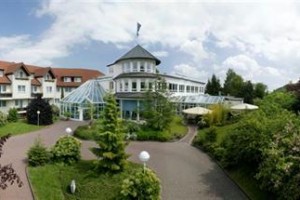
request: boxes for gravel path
[0,122,247,200]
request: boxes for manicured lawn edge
[25,166,36,200]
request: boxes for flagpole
[136,22,141,44]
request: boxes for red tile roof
[31,78,41,86]
[0,60,104,87]
[52,68,104,87]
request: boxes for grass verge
[0,120,44,137]
[28,160,141,200]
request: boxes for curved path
[0,122,247,200]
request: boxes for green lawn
[0,120,44,137]
[28,161,142,200]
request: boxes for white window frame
[18,85,25,93]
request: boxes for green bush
[73,125,96,140]
[136,129,169,142]
[51,136,81,164]
[120,168,161,200]
[27,138,51,166]
[0,111,8,127]
[7,108,18,122]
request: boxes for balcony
[31,92,43,98]
[0,93,12,98]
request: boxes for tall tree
[143,77,174,131]
[240,81,254,104]
[223,69,244,97]
[205,74,222,95]
[286,80,300,113]
[94,94,128,173]
[0,134,23,189]
[254,83,268,99]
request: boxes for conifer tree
[94,94,128,173]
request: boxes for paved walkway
[0,120,87,200]
[0,122,247,200]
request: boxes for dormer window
[64,77,71,82]
[45,73,52,80]
[74,77,82,82]
[16,70,27,79]
[146,63,152,73]
[0,70,3,77]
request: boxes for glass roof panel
[61,79,106,104]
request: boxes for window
[132,81,137,92]
[16,70,26,78]
[64,77,71,82]
[191,86,195,93]
[140,82,146,91]
[169,83,178,92]
[186,86,191,93]
[140,65,145,72]
[65,87,72,92]
[18,85,25,93]
[46,86,52,93]
[195,87,199,93]
[0,85,6,93]
[109,81,114,90]
[0,101,6,107]
[74,77,82,82]
[56,87,60,92]
[179,85,185,92]
[0,70,3,77]
[32,86,37,92]
[15,100,23,107]
[148,82,153,90]
[124,81,129,91]
[146,63,152,73]
[119,82,123,92]
[45,74,52,80]
[133,62,138,72]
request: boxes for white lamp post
[37,110,40,126]
[139,151,150,173]
[70,179,76,194]
[65,127,72,135]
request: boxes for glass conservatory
[60,79,107,120]
[171,94,225,115]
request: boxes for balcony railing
[0,93,12,98]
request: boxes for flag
[137,22,141,37]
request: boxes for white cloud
[152,51,169,58]
[173,63,208,81]
[215,54,292,90]
[1,1,300,89]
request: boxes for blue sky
[1,0,300,90]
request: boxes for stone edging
[25,166,36,200]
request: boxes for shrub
[51,136,81,164]
[7,108,18,122]
[27,95,53,125]
[27,138,51,166]
[0,111,7,127]
[136,129,169,142]
[73,125,96,140]
[120,168,161,200]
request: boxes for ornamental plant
[120,168,161,200]
[51,136,81,164]
[7,108,18,122]
[94,94,128,173]
[0,111,7,127]
[27,138,51,166]
[27,94,53,125]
